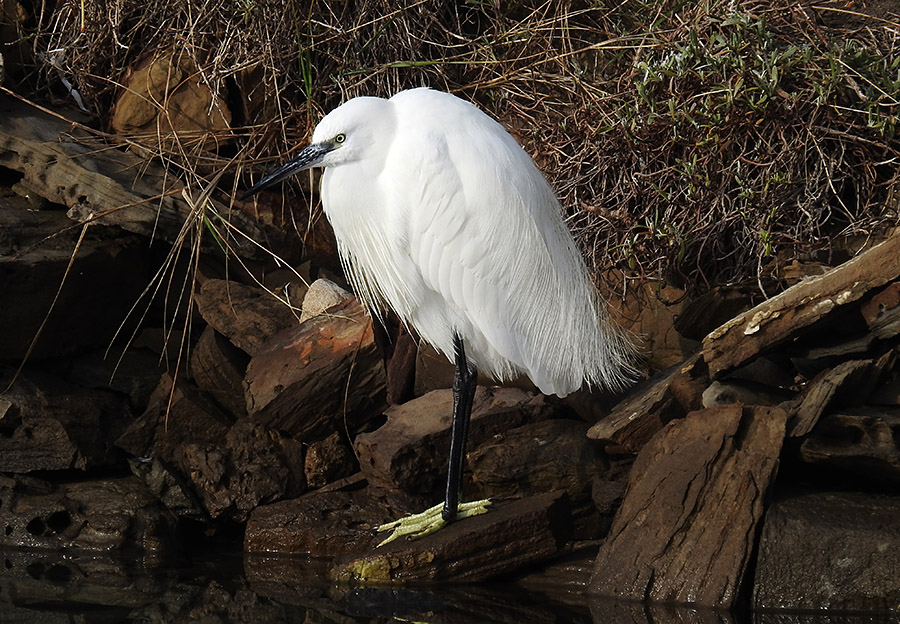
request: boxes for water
[0,548,895,623]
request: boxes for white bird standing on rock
[241,87,636,545]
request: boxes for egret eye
[334,133,346,144]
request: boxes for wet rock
[244,477,414,557]
[799,406,900,485]
[587,354,704,453]
[244,296,386,440]
[195,279,298,357]
[304,431,356,489]
[180,419,305,522]
[127,457,207,521]
[753,489,900,611]
[703,233,900,378]
[330,491,572,584]
[0,372,131,472]
[189,325,250,418]
[0,474,176,553]
[355,386,556,498]
[590,404,786,608]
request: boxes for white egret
[241,87,636,545]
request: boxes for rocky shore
[2,92,899,617]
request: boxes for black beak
[240,143,333,200]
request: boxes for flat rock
[590,404,787,608]
[587,354,704,453]
[330,491,572,584]
[195,279,299,356]
[702,233,900,378]
[244,296,386,440]
[799,406,900,485]
[0,474,176,553]
[753,489,900,611]
[244,477,415,557]
[355,386,556,498]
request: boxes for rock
[299,278,351,323]
[179,420,305,522]
[194,279,299,356]
[189,325,250,418]
[860,279,900,339]
[244,477,415,557]
[703,233,900,378]
[0,474,176,553]
[65,348,166,413]
[0,372,131,472]
[590,404,787,608]
[469,419,604,502]
[110,48,231,152]
[127,457,207,521]
[753,489,900,611]
[701,379,791,407]
[587,354,704,453]
[354,386,556,499]
[304,432,356,489]
[244,296,386,440]
[330,491,572,584]
[799,406,900,485]
[116,372,232,466]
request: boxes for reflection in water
[0,548,893,624]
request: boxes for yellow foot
[376,499,491,547]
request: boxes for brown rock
[0,474,176,553]
[116,372,231,465]
[0,373,130,472]
[330,491,572,584]
[244,297,386,440]
[110,48,231,151]
[189,325,250,418]
[799,406,900,485]
[354,386,556,498]
[587,354,704,453]
[244,478,412,556]
[590,404,787,608]
[179,420,305,522]
[860,279,900,339]
[753,490,900,611]
[304,432,356,489]
[195,279,299,356]
[703,233,900,378]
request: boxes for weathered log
[587,354,704,453]
[243,297,386,440]
[0,94,282,260]
[354,386,556,498]
[702,233,900,378]
[590,404,786,608]
[194,279,299,357]
[753,489,900,611]
[330,491,572,584]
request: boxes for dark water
[0,548,895,624]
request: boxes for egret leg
[376,335,491,546]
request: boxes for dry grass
[17,0,900,294]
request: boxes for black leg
[443,334,478,522]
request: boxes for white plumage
[303,87,634,396]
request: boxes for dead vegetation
[8,0,900,293]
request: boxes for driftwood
[703,233,900,378]
[590,404,786,608]
[0,94,283,260]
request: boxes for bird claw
[376,499,492,547]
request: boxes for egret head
[241,96,392,199]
